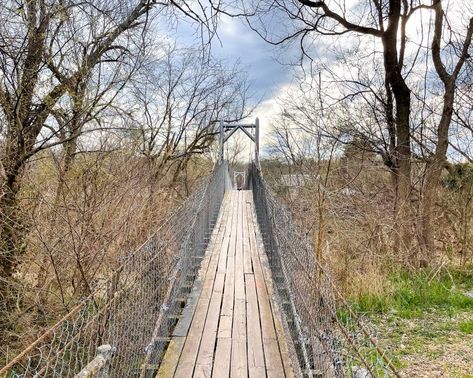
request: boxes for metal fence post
[255,117,259,163]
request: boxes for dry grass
[1,150,212,363]
[263,157,473,376]
[373,309,473,377]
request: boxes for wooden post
[75,345,114,378]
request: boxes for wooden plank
[248,367,266,378]
[196,221,231,367]
[221,190,237,317]
[194,270,226,375]
[245,191,286,378]
[213,193,237,378]
[218,192,237,341]
[255,242,294,375]
[245,273,266,377]
[231,191,248,377]
[258,254,295,378]
[246,194,277,339]
[212,338,232,378]
[270,292,295,378]
[242,191,253,274]
[231,339,247,378]
[234,191,245,301]
[173,194,230,338]
[158,194,231,376]
[156,337,185,377]
[217,314,232,339]
[248,192,294,378]
[216,191,238,377]
[173,195,234,378]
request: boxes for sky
[162,0,473,163]
[169,13,296,144]
[211,15,298,157]
[211,15,292,127]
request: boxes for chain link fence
[1,162,229,378]
[250,163,400,378]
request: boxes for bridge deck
[157,190,294,378]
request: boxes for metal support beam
[218,118,260,163]
[255,117,260,164]
[223,125,242,144]
[224,125,255,144]
[239,126,255,143]
[224,123,257,128]
[219,119,224,163]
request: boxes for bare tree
[420,4,473,256]
[248,0,473,262]
[0,0,224,330]
[127,44,251,187]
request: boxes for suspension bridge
[0,119,400,378]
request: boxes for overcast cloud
[168,13,297,136]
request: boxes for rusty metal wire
[1,162,229,378]
[250,163,400,378]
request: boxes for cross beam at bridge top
[218,118,259,163]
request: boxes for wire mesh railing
[0,161,229,378]
[249,162,400,378]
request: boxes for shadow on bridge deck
[157,190,294,378]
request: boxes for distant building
[279,174,319,187]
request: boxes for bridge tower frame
[218,117,259,164]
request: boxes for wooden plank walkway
[157,190,294,378]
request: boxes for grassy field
[349,266,473,377]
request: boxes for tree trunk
[420,83,455,260]
[382,2,414,257]
[0,149,26,323]
[394,93,413,255]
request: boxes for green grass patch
[350,265,473,317]
[459,320,473,334]
[342,266,473,376]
